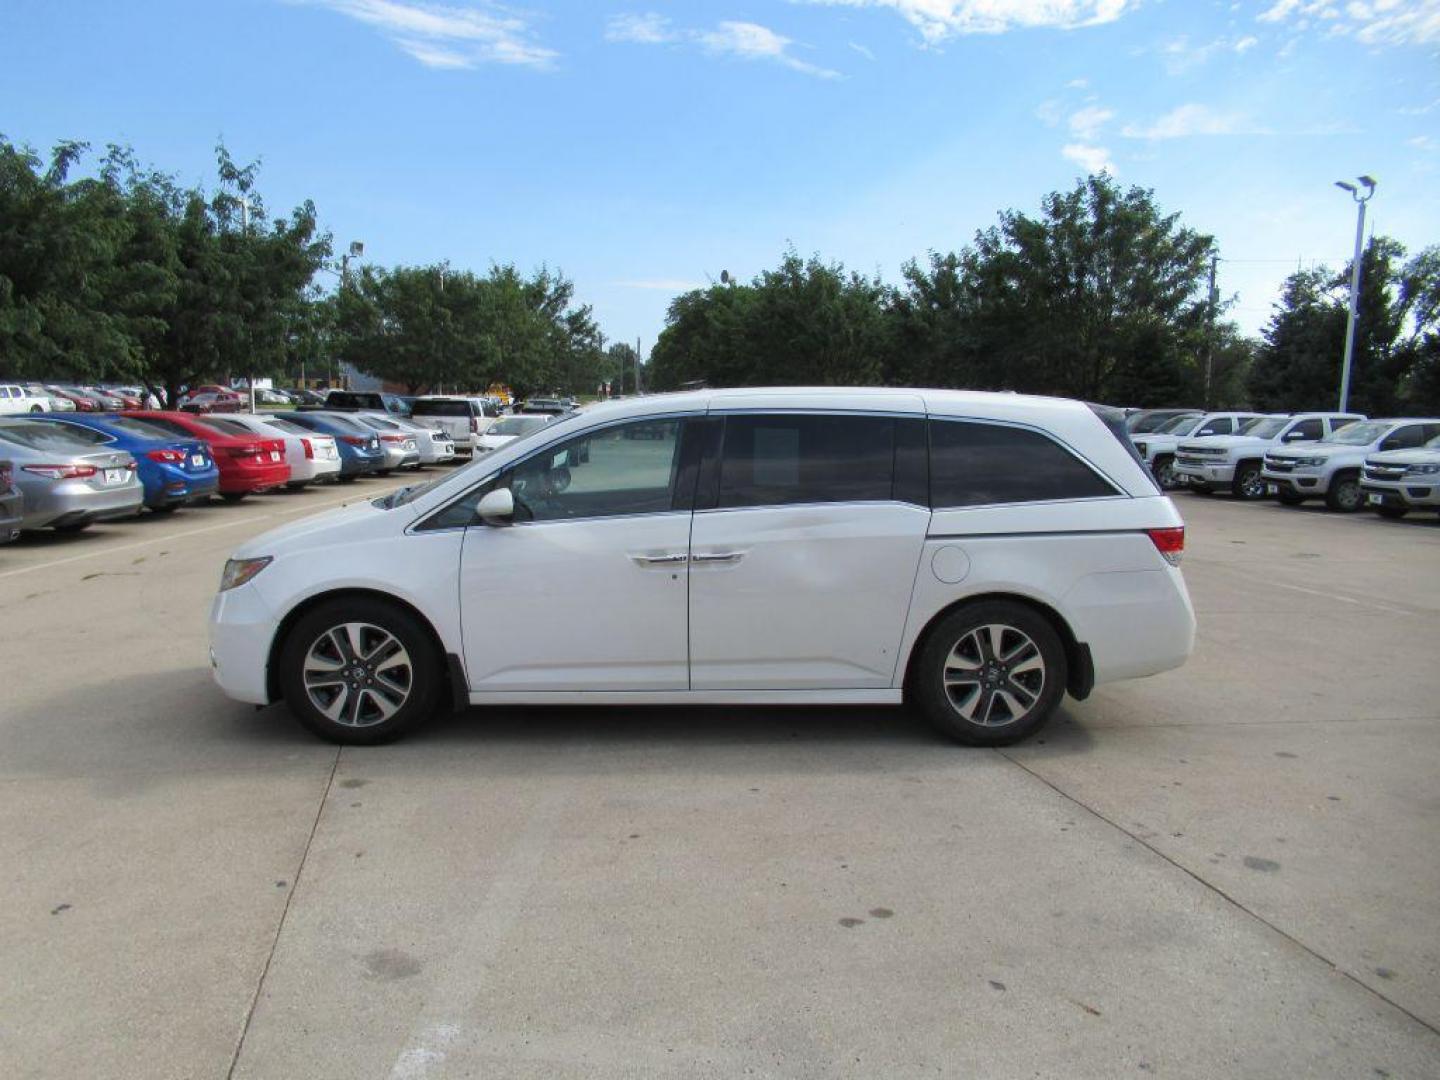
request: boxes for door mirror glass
[476,487,515,526]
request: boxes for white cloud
[1233,34,1259,51]
[1062,143,1115,173]
[1398,98,1440,115]
[298,0,556,69]
[1068,104,1114,139]
[798,0,1134,43]
[605,13,840,78]
[1410,135,1439,152]
[1256,0,1440,46]
[1121,103,1270,139]
[849,40,877,59]
[1066,77,1090,88]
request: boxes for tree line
[4,137,1436,414]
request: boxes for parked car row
[1129,408,1440,519]
[0,407,463,542]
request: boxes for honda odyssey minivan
[210,389,1195,745]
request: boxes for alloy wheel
[1334,479,1361,511]
[942,623,1047,727]
[1156,460,1177,490]
[303,622,413,728]
[1240,468,1266,499]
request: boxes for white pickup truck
[0,384,54,415]
[1261,418,1440,511]
[1132,412,1261,490]
[1359,433,1440,518]
[1174,412,1363,499]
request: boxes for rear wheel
[1325,471,1363,512]
[52,520,91,534]
[1232,462,1266,500]
[149,504,178,515]
[220,492,246,503]
[1153,455,1178,490]
[1375,505,1409,520]
[912,602,1067,747]
[278,597,442,744]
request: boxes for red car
[121,411,288,500]
[46,386,99,411]
[180,390,244,414]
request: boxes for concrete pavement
[1,479,1437,1079]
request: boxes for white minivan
[209,389,1195,746]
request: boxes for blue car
[32,413,220,511]
[279,411,385,480]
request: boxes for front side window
[1286,418,1324,441]
[1194,417,1233,437]
[506,419,683,522]
[717,414,895,508]
[930,419,1117,508]
[1379,425,1428,451]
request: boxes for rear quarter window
[929,419,1119,508]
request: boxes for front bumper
[1261,468,1326,499]
[1174,459,1235,486]
[209,584,278,705]
[1360,479,1440,509]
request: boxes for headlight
[1292,457,1326,468]
[1405,463,1440,476]
[220,556,272,592]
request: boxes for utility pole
[1334,176,1376,413]
[1203,252,1218,408]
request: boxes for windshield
[103,416,186,441]
[490,416,550,436]
[0,420,108,451]
[1243,418,1288,439]
[1321,421,1389,445]
[264,417,308,436]
[1155,414,1203,435]
[411,399,472,417]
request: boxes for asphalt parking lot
[1,482,1438,1079]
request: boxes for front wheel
[1153,456,1178,491]
[1276,488,1305,506]
[1232,463,1266,500]
[278,597,442,744]
[1375,505,1408,520]
[1325,472,1363,512]
[911,602,1067,746]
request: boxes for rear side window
[930,419,1118,508]
[717,414,895,508]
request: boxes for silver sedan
[0,418,144,532]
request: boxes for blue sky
[3,0,1438,355]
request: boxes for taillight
[228,443,263,458]
[23,464,98,479]
[380,433,405,444]
[147,449,184,463]
[340,435,365,446]
[301,438,314,460]
[470,417,480,434]
[1147,527,1185,566]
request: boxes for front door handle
[630,552,688,565]
[690,551,745,564]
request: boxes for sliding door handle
[690,551,744,564]
[630,552,689,566]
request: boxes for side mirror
[476,488,514,526]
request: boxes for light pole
[1334,176,1376,413]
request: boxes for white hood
[232,496,417,560]
[1366,447,1440,467]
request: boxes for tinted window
[265,417,309,436]
[198,417,255,437]
[506,419,683,522]
[104,416,185,440]
[0,421,108,451]
[411,399,474,417]
[1288,418,1325,440]
[131,417,192,438]
[717,414,895,508]
[1379,425,1428,451]
[930,420,1117,507]
[1194,417,1233,436]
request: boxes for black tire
[1232,462,1266,500]
[1153,455,1178,491]
[220,492,246,503]
[376,469,392,478]
[1375,505,1408,520]
[337,474,357,484]
[52,520,91,534]
[1188,484,1212,495]
[278,596,442,745]
[1325,470,1363,513]
[285,481,308,491]
[1276,489,1306,506]
[911,601,1067,747]
[149,504,179,515]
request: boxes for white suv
[1133,412,1261,490]
[1175,412,1363,499]
[1360,433,1440,518]
[1262,418,1440,511]
[209,389,1195,747]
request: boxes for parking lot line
[0,486,397,582]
